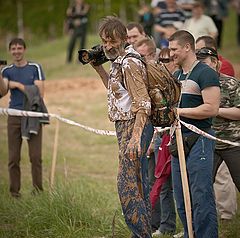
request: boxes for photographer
[90,16,153,237]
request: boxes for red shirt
[219,55,235,77]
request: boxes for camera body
[0,60,7,65]
[78,45,109,66]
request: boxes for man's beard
[103,41,125,60]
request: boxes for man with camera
[90,16,153,237]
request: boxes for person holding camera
[90,16,153,237]
[168,30,220,237]
[1,38,47,198]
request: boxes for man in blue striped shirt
[1,38,45,198]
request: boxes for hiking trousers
[115,118,153,238]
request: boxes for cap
[196,47,218,60]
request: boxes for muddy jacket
[107,45,151,122]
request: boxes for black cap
[196,47,218,60]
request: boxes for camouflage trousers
[115,118,154,238]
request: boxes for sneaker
[173,231,184,238]
[152,230,164,237]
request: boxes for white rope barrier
[0,108,116,136]
[0,107,239,147]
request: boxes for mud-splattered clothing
[115,118,154,238]
[109,45,153,237]
[107,45,151,122]
[213,73,240,150]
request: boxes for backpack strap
[119,53,146,89]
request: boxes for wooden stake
[50,118,60,191]
[175,122,194,238]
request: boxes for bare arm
[218,107,240,120]
[91,64,109,89]
[8,81,25,93]
[34,80,44,98]
[178,86,220,119]
[154,24,168,35]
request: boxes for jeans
[115,118,154,238]
[172,130,218,238]
[159,173,176,234]
[153,133,176,234]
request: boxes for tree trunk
[17,1,24,39]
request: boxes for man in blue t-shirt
[1,38,45,198]
[168,30,220,237]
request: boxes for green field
[0,7,240,238]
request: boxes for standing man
[66,0,89,63]
[126,22,146,46]
[91,16,153,237]
[168,30,220,237]
[1,38,46,198]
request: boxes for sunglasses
[158,57,172,63]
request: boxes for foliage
[0,0,151,40]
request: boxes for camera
[78,45,109,66]
[0,60,7,65]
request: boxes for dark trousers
[213,147,240,192]
[7,116,43,195]
[67,23,87,62]
[211,15,223,48]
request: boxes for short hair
[126,22,144,34]
[9,38,26,49]
[168,30,195,51]
[196,35,217,50]
[134,37,156,53]
[99,16,127,40]
[159,47,171,58]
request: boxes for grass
[0,7,240,238]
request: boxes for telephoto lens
[78,45,109,66]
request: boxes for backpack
[121,54,182,127]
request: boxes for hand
[8,81,24,93]
[147,142,154,157]
[8,81,20,89]
[126,138,141,161]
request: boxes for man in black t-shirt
[168,30,220,238]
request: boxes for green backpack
[121,54,181,127]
